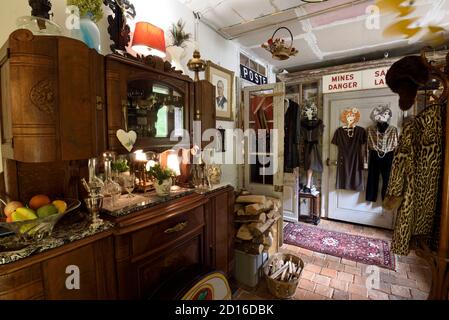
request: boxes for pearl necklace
[374,128,388,158]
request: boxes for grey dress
[300,119,324,173]
[332,126,367,191]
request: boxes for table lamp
[132,22,166,58]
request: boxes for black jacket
[284,100,301,172]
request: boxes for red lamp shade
[132,22,166,58]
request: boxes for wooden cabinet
[111,193,208,299]
[193,80,216,149]
[0,233,116,300]
[0,188,234,300]
[0,29,106,163]
[204,186,235,277]
[105,55,194,153]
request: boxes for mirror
[127,80,185,140]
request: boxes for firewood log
[236,242,264,255]
[236,224,253,240]
[244,203,265,215]
[264,232,273,250]
[263,199,274,211]
[234,204,244,213]
[266,210,276,219]
[235,212,266,223]
[236,195,267,204]
[248,219,275,237]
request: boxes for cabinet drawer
[0,265,43,300]
[132,206,204,257]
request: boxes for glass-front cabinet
[127,80,185,141]
[106,55,193,153]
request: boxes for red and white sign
[323,67,389,93]
[362,67,389,90]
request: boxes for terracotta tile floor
[232,219,432,300]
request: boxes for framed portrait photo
[206,61,235,121]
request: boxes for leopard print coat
[384,104,443,256]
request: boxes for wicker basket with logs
[264,252,304,299]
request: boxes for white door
[324,89,401,229]
[243,83,285,244]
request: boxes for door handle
[326,158,338,166]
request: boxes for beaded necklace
[344,126,355,138]
[374,126,389,158]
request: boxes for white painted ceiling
[178,0,449,70]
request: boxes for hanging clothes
[384,104,443,256]
[332,126,367,191]
[365,123,399,202]
[300,119,324,173]
[284,100,301,173]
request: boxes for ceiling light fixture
[261,27,298,61]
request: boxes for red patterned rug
[283,223,396,270]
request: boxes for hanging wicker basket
[261,27,299,61]
[264,252,304,299]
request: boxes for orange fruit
[52,200,67,214]
[29,195,51,210]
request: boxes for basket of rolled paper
[264,252,304,299]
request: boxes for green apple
[36,204,59,218]
[12,207,38,222]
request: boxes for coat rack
[415,48,449,300]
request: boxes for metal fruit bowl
[0,199,81,241]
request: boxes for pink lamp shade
[132,22,166,58]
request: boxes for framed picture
[206,61,235,121]
[301,81,319,105]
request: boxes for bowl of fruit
[0,195,81,241]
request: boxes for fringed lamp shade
[132,22,166,58]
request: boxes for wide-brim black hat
[386,56,430,111]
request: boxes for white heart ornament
[116,129,137,152]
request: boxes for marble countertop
[0,211,114,266]
[0,184,233,265]
[101,184,232,217]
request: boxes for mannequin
[300,101,324,193]
[366,105,399,202]
[332,108,367,191]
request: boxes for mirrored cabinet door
[126,79,189,150]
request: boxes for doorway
[323,89,401,229]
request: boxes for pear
[36,204,59,218]
[12,208,37,222]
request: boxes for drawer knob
[164,221,188,234]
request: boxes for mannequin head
[370,105,393,123]
[340,108,360,127]
[302,101,318,120]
